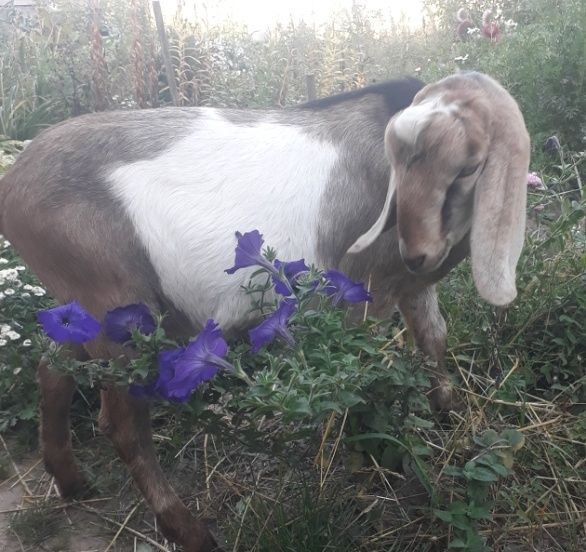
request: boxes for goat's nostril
[404,254,426,272]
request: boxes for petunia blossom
[129,347,185,399]
[155,320,233,402]
[225,230,278,275]
[104,303,156,344]
[272,258,310,296]
[249,300,296,352]
[324,270,373,306]
[38,302,101,344]
[527,172,545,190]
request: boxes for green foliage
[0,234,50,431]
[440,152,585,406]
[421,0,586,150]
[1,0,584,153]
[9,505,66,549]
[435,429,525,551]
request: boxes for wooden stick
[0,435,32,496]
[5,459,42,489]
[78,504,170,552]
[103,501,142,552]
[152,1,179,106]
[306,74,317,101]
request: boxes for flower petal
[104,303,156,344]
[156,320,231,402]
[249,300,296,352]
[38,302,101,344]
[225,230,275,274]
[324,269,373,304]
[273,258,310,296]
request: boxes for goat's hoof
[159,512,223,552]
[56,475,93,500]
[182,529,222,552]
[429,383,461,412]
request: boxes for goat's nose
[403,254,426,272]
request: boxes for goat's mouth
[400,240,452,274]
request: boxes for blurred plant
[435,428,525,551]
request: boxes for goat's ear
[347,175,397,254]
[470,129,530,306]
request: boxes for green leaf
[448,538,469,549]
[465,466,499,482]
[444,465,464,477]
[468,504,492,520]
[501,429,525,452]
[434,509,453,522]
[337,390,364,408]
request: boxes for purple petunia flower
[527,172,545,190]
[249,300,297,353]
[37,302,101,344]
[155,320,233,402]
[103,303,156,344]
[324,270,373,306]
[225,230,278,275]
[128,347,185,399]
[273,258,310,296]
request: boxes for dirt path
[0,445,153,552]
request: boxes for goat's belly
[106,113,338,329]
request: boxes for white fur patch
[107,110,338,329]
[392,97,454,145]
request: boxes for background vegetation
[1,0,585,550]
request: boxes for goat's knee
[398,286,458,410]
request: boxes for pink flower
[527,172,545,190]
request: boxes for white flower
[0,268,19,283]
[505,19,518,31]
[6,330,21,341]
[0,339,7,347]
[22,339,32,347]
[0,258,8,264]
[20,292,31,298]
[0,324,10,334]
[15,266,26,271]
[31,286,46,296]
[4,288,15,296]
[0,292,4,301]
[23,284,33,290]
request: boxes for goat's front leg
[98,385,219,552]
[38,358,89,498]
[398,285,457,410]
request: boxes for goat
[0,72,530,551]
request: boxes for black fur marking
[297,77,425,115]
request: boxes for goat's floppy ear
[470,123,530,306]
[347,174,397,254]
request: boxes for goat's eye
[457,164,480,179]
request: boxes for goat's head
[348,73,530,306]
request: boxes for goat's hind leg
[398,285,457,410]
[98,385,219,552]
[38,354,89,498]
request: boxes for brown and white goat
[0,72,530,551]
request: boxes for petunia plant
[36,229,400,421]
